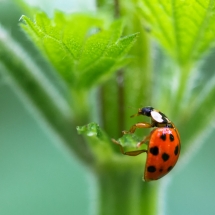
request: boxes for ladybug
[112,106,180,181]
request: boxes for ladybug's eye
[141,106,154,117]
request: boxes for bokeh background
[1,0,215,214]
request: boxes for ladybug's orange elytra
[112,106,181,182]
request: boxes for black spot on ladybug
[160,133,166,141]
[147,166,156,172]
[174,145,179,155]
[167,166,173,172]
[169,134,174,141]
[162,153,170,161]
[150,146,159,155]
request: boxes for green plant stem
[96,1,158,214]
[70,89,91,124]
[121,1,153,132]
[96,164,159,215]
[100,77,121,138]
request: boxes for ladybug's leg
[122,122,152,134]
[137,134,151,148]
[112,139,147,156]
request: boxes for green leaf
[42,36,75,84]
[77,122,113,159]
[77,29,113,71]
[20,12,138,89]
[77,122,145,159]
[77,122,104,138]
[114,133,141,149]
[108,19,124,42]
[137,0,215,66]
[105,33,139,58]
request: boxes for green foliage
[3,0,215,214]
[77,122,141,157]
[0,25,95,163]
[20,12,138,89]
[114,133,141,148]
[137,0,215,66]
[128,0,215,157]
[77,122,109,144]
[15,0,215,178]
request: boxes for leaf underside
[138,0,215,66]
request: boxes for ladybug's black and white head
[134,106,170,124]
[131,106,153,118]
[139,106,154,117]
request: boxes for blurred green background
[1,0,215,215]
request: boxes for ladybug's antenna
[127,105,138,110]
[126,105,145,118]
[130,113,139,118]
[130,108,142,118]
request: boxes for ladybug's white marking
[151,111,164,123]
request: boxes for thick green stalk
[100,77,121,138]
[100,0,153,137]
[70,89,92,125]
[96,161,159,215]
[120,0,153,130]
[95,1,158,215]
